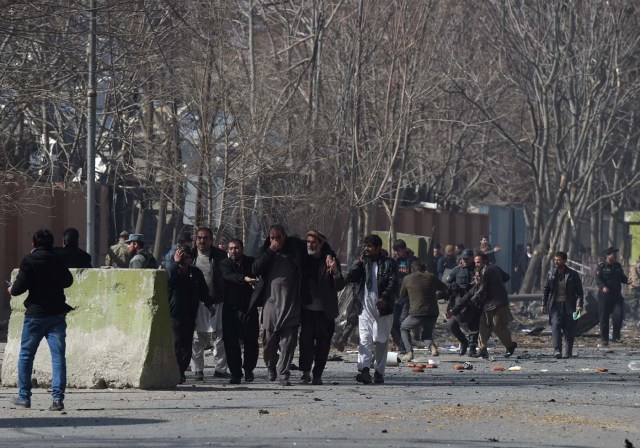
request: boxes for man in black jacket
[345,234,397,385]
[250,224,309,386]
[444,249,479,356]
[8,228,74,411]
[596,247,630,346]
[219,239,258,384]
[54,228,92,268]
[298,230,345,385]
[542,251,584,358]
[168,244,213,384]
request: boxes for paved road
[1,340,639,448]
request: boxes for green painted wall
[1,269,179,389]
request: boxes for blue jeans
[18,314,67,401]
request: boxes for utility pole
[86,0,97,265]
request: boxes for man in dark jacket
[399,260,447,361]
[445,249,480,356]
[8,228,74,411]
[168,244,213,384]
[452,253,516,359]
[250,224,309,386]
[542,251,584,358]
[596,247,630,346]
[54,227,92,268]
[219,238,258,384]
[345,234,397,385]
[298,230,345,385]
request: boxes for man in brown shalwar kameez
[249,224,309,386]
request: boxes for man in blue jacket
[8,228,74,411]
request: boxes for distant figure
[477,235,501,265]
[126,234,158,268]
[105,231,130,268]
[54,228,92,268]
[8,228,74,411]
[596,247,629,346]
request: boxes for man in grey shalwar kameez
[249,224,309,386]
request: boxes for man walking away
[8,228,74,411]
[596,247,630,346]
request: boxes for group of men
[7,226,637,412]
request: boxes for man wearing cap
[542,251,584,358]
[445,249,480,356]
[126,234,158,268]
[298,230,345,385]
[596,247,630,346]
[105,231,130,268]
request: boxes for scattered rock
[258,409,269,415]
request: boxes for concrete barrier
[1,268,179,389]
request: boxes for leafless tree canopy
[1,1,639,270]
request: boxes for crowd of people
[6,226,638,411]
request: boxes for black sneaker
[505,342,517,358]
[459,341,469,356]
[473,349,489,359]
[279,378,292,386]
[244,370,255,383]
[373,371,384,384]
[229,376,242,385]
[268,369,277,381]
[49,400,64,411]
[553,351,562,359]
[356,367,372,384]
[468,346,477,357]
[178,373,186,384]
[11,396,31,409]
[311,376,323,386]
[213,371,231,379]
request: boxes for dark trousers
[549,301,576,353]
[222,308,259,379]
[299,308,335,378]
[598,292,624,342]
[171,318,196,375]
[447,316,479,347]
[400,315,438,351]
[391,299,410,351]
[263,325,298,380]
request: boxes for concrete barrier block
[1,268,179,389]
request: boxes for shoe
[430,345,439,357]
[468,346,477,357]
[244,370,255,383]
[356,367,372,384]
[213,371,231,379]
[459,341,469,356]
[611,338,622,343]
[333,339,346,352]
[289,363,299,371]
[49,400,64,411]
[299,372,311,384]
[373,370,384,384]
[474,349,489,359]
[11,396,31,409]
[194,371,204,381]
[229,376,242,385]
[562,352,572,359]
[553,351,562,359]
[505,342,517,358]
[279,379,292,386]
[597,341,609,348]
[178,373,186,384]
[400,351,413,362]
[311,376,323,386]
[268,369,277,381]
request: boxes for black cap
[604,247,619,256]
[460,249,475,259]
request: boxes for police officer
[596,247,630,346]
[444,249,479,356]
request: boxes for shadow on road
[0,417,166,429]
